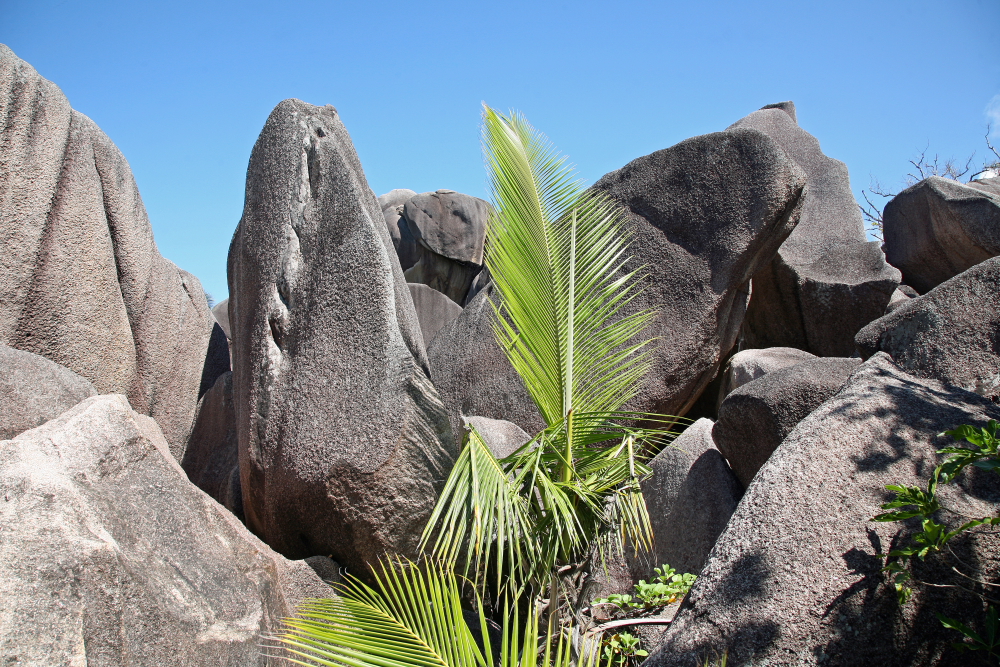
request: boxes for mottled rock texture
[733,103,900,356]
[856,256,1000,400]
[0,394,332,666]
[0,44,214,458]
[883,175,1000,293]
[714,357,861,487]
[648,353,1000,667]
[0,343,96,439]
[379,189,420,272]
[716,346,816,407]
[634,418,742,577]
[182,371,242,520]
[462,414,531,459]
[227,99,455,574]
[431,129,806,433]
[402,190,490,305]
[408,282,463,347]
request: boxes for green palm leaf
[482,107,655,427]
[275,558,606,667]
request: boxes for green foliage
[421,106,677,599]
[593,564,697,613]
[277,557,608,667]
[872,420,1000,660]
[279,106,679,666]
[600,632,646,667]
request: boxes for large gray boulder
[716,346,816,407]
[182,371,242,520]
[856,256,1000,400]
[649,353,1000,667]
[713,357,860,488]
[227,99,456,573]
[0,394,332,666]
[402,190,490,304]
[0,45,215,458]
[430,129,806,433]
[408,282,463,347]
[634,419,742,577]
[733,103,900,356]
[0,343,97,439]
[379,189,421,272]
[883,175,1000,293]
[429,283,547,438]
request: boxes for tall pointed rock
[228,99,455,573]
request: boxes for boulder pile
[4,40,1000,665]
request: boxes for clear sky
[3,0,998,302]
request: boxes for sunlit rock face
[228,99,455,574]
[734,102,900,357]
[0,44,215,458]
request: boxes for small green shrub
[873,420,1000,660]
[601,632,647,667]
[593,564,697,613]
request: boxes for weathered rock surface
[0,45,215,457]
[717,346,816,406]
[213,298,232,338]
[590,127,806,418]
[462,415,531,459]
[182,371,242,520]
[199,322,231,398]
[0,394,332,666]
[385,206,421,271]
[634,419,742,577]
[733,103,900,356]
[0,343,96,439]
[408,282,463,347]
[649,353,1000,667]
[403,190,489,265]
[228,99,455,573]
[429,283,546,437]
[884,287,912,314]
[713,357,860,487]
[856,256,1000,400]
[402,190,489,304]
[432,129,807,433]
[377,188,417,211]
[883,175,1000,293]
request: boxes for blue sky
[3,0,998,301]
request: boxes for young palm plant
[420,106,676,622]
[276,106,678,666]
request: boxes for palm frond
[276,558,608,667]
[419,426,536,589]
[482,106,655,429]
[276,558,484,667]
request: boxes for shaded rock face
[182,371,242,520]
[0,343,96,439]
[429,283,546,438]
[713,357,861,488]
[0,394,332,666]
[227,99,456,573]
[379,190,421,272]
[648,353,1000,667]
[199,322,231,398]
[733,103,900,356]
[716,346,816,408]
[402,190,490,304]
[856,256,1000,400]
[431,129,805,434]
[408,283,464,346]
[883,175,1000,294]
[213,298,232,338]
[0,45,214,458]
[632,419,742,578]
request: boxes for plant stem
[562,208,577,485]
